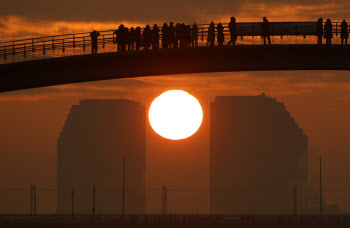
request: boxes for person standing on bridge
[207,22,215,47]
[135,27,142,51]
[227,17,237,46]
[317,18,324,45]
[324,19,333,45]
[152,24,160,50]
[341,20,348,45]
[261,17,271,45]
[191,23,199,47]
[143,25,152,50]
[175,23,181,48]
[162,23,169,49]
[115,24,125,52]
[169,22,175,48]
[90,30,100,54]
[129,27,136,51]
[186,25,191,47]
[178,23,186,48]
[123,27,129,52]
[217,23,225,46]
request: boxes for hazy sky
[1,0,350,39]
[1,0,350,214]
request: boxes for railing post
[12,41,15,55]
[24,44,26,58]
[32,39,34,52]
[52,36,55,50]
[62,39,65,53]
[73,35,76,48]
[201,28,204,41]
[336,22,338,36]
[83,37,86,51]
[43,41,46,55]
[103,35,105,49]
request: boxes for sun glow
[149,90,203,140]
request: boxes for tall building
[57,99,146,214]
[210,94,308,214]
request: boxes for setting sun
[149,90,203,140]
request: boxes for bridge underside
[0,45,350,92]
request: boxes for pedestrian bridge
[1,45,350,92]
[0,21,349,92]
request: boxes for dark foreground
[1,214,350,228]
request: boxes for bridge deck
[1,45,350,93]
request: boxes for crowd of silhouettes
[88,17,350,54]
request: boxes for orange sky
[1,0,350,214]
[1,71,350,213]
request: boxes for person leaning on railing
[340,20,348,45]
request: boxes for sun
[149,90,203,140]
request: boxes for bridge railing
[0,21,348,64]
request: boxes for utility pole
[72,189,75,216]
[320,156,323,219]
[293,185,297,215]
[162,185,167,215]
[34,185,37,215]
[30,185,33,216]
[165,185,167,215]
[92,184,96,216]
[122,155,125,215]
[162,185,164,215]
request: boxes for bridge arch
[1,45,350,93]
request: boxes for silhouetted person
[124,27,130,52]
[115,24,125,52]
[175,23,181,48]
[217,23,225,46]
[341,20,348,45]
[179,23,186,48]
[142,25,152,50]
[317,18,323,45]
[191,23,199,47]
[152,24,160,50]
[186,25,191,47]
[90,30,100,54]
[227,17,238,46]
[135,27,142,50]
[129,27,136,51]
[324,19,333,45]
[261,17,271,45]
[169,22,176,48]
[207,22,215,47]
[162,23,169,49]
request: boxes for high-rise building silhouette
[57,99,146,214]
[210,94,308,214]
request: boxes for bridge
[0,21,349,93]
